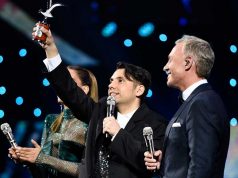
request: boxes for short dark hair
[116,61,151,99]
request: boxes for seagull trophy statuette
[33,2,63,43]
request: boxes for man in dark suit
[144,35,230,178]
[33,26,168,178]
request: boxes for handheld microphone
[1,123,18,148]
[143,126,155,159]
[106,96,116,137]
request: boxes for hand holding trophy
[33,1,63,44]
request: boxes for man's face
[108,68,140,105]
[163,42,187,90]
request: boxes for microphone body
[1,123,18,148]
[106,96,116,137]
[143,127,155,158]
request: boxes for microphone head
[107,96,116,106]
[1,123,12,135]
[143,126,153,136]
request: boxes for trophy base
[33,22,50,43]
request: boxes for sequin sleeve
[33,113,87,177]
[35,152,80,176]
[40,119,47,147]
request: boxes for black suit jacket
[161,83,230,178]
[47,63,168,178]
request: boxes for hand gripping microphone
[106,96,116,137]
[1,123,18,148]
[143,126,155,159]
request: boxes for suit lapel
[124,103,147,132]
[164,101,188,139]
[95,112,104,139]
[95,99,108,139]
[163,83,212,147]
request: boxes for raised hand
[32,23,59,58]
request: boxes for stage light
[0,86,6,95]
[19,48,27,57]
[179,17,188,26]
[138,22,154,37]
[101,21,117,37]
[15,121,27,143]
[33,108,41,117]
[229,78,237,87]
[123,39,133,47]
[35,121,44,130]
[230,45,237,53]
[42,78,50,87]
[90,1,99,11]
[0,172,11,178]
[0,55,3,63]
[146,89,153,98]
[16,96,24,105]
[230,118,237,126]
[0,109,4,119]
[159,34,168,42]
[181,0,192,13]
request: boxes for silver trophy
[33,0,63,43]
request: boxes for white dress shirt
[116,109,137,129]
[43,54,62,72]
[182,79,208,101]
[111,109,138,141]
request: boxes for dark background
[0,0,237,177]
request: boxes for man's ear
[136,85,145,97]
[184,57,193,70]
